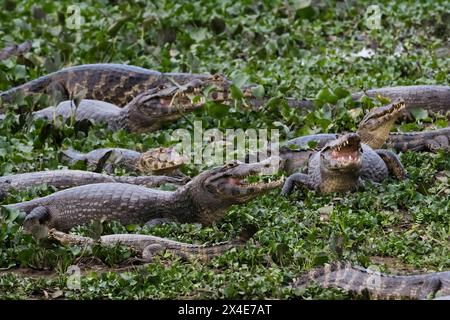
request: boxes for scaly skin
[0,170,184,201]
[0,41,32,61]
[284,100,406,151]
[0,64,217,107]
[293,261,450,300]
[249,85,450,115]
[31,77,237,133]
[48,228,253,262]
[60,148,141,173]
[60,147,188,176]
[386,127,450,152]
[282,133,407,194]
[351,85,450,116]
[3,157,282,231]
[280,100,406,174]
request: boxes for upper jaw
[206,156,284,200]
[322,134,362,168]
[359,99,406,128]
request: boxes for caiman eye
[224,161,239,169]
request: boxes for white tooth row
[339,155,358,161]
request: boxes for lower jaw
[320,176,360,193]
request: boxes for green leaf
[315,88,339,106]
[232,73,250,88]
[333,87,351,99]
[230,85,244,100]
[410,107,428,121]
[251,85,265,98]
[206,102,230,118]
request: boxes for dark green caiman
[0,170,184,201]
[3,157,282,231]
[48,226,256,263]
[61,146,188,176]
[30,76,238,133]
[281,133,407,194]
[293,261,450,300]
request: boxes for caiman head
[137,147,188,175]
[180,156,283,225]
[319,133,363,192]
[357,99,405,149]
[123,75,254,133]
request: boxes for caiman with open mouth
[4,157,282,231]
[282,133,406,194]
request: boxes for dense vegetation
[0,0,449,299]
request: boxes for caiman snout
[321,134,362,170]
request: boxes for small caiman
[293,261,450,300]
[61,146,188,176]
[386,127,450,152]
[0,170,184,201]
[47,226,256,263]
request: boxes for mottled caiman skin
[30,77,231,133]
[386,127,450,152]
[285,128,450,158]
[0,41,32,61]
[4,157,282,231]
[48,228,254,262]
[0,170,184,201]
[61,146,188,176]
[0,64,216,107]
[280,100,406,174]
[61,148,141,172]
[282,133,407,194]
[351,85,450,116]
[293,261,450,300]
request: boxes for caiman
[61,146,188,176]
[30,76,240,133]
[281,133,407,194]
[351,85,450,116]
[0,64,228,107]
[293,261,450,300]
[1,63,448,114]
[0,41,32,61]
[386,127,450,152]
[0,170,184,201]
[47,226,256,263]
[248,85,450,115]
[3,157,282,231]
[280,100,406,174]
[284,99,406,150]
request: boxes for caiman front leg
[375,150,408,180]
[141,243,166,262]
[23,206,51,231]
[144,218,175,226]
[417,277,443,300]
[427,136,449,152]
[23,206,53,239]
[281,173,314,195]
